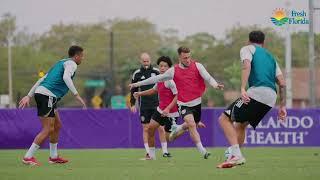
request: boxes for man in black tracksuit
[130,53,169,159]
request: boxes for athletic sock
[161,142,168,154]
[230,144,243,157]
[24,143,40,158]
[144,143,150,154]
[196,142,207,155]
[149,147,156,160]
[50,143,58,158]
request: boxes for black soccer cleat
[163,153,172,158]
[204,152,211,159]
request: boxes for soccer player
[130,53,169,159]
[133,56,179,159]
[130,47,224,159]
[217,31,287,168]
[19,46,86,166]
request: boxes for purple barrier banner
[0,109,214,149]
[212,108,320,147]
[0,108,319,149]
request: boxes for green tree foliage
[0,13,319,107]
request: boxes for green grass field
[1,148,319,180]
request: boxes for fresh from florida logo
[271,8,288,26]
[271,8,309,26]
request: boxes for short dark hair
[68,45,83,57]
[249,31,265,44]
[177,46,190,55]
[157,56,173,67]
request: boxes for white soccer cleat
[229,155,246,165]
[169,124,180,141]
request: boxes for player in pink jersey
[134,56,178,159]
[130,47,224,159]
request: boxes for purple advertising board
[212,108,320,147]
[0,108,319,149]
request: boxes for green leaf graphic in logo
[271,17,288,26]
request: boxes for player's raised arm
[195,62,223,90]
[129,67,174,89]
[133,84,158,99]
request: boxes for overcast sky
[1,0,319,38]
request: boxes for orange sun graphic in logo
[271,8,289,26]
[273,8,286,20]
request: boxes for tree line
[0,13,319,107]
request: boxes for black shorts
[34,93,59,118]
[224,98,272,129]
[151,110,178,133]
[178,104,201,123]
[140,108,156,124]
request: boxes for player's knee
[148,127,155,135]
[48,125,55,134]
[218,114,228,126]
[187,121,197,129]
[158,126,165,133]
[235,123,247,132]
[41,127,50,137]
[143,125,149,132]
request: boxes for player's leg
[223,122,248,160]
[23,94,55,166]
[234,122,249,146]
[151,110,172,158]
[140,109,150,158]
[185,104,210,159]
[142,123,149,155]
[148,119,160,159]
[219,113,239,146]
[23,117,54,165]
[217,113,246,168]
[161,117,180,157]
[217,99,248,168]
[184,114,209,158]
[48,110,68,164]
[148,120,159,148]
[157,126,170,156]
[151,110,169,156]
[169,121,188,141]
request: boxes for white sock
[149,147,156,160]
[144,143,150,154]
[24,143,40,158]
[230,144,243,157]
[161,142,168,154]
[196,142,207,155]
[50,143,58,158]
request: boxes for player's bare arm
[276,74,287,121]
[133,89,157,99]
[241,59,251,104]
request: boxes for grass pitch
[0,147,319,180]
